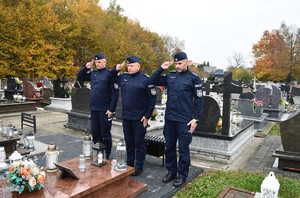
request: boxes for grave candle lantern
[82,135,92,159]
[46,142,59,172]
[260,172,280,198]
[91,142,106,167]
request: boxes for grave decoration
[6,152,45,194]
[92,142,106,167]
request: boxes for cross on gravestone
[202,80,212,95]
[252,76,257,92]
[213,72,243,136]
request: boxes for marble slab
[5,157,147,198]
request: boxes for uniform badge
[151,88,156,95]
[197,90,202,97]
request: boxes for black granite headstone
[115,89,122,121]
[289,86,300,104]
[239,92,255,100]
[71,88,90,114]
[53,78,67,98]
[195,96,220,134]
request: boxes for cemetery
[0,74,300,197]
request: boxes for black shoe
[162,173,177,183]
[173,178,186,188]
[131,169,143,176]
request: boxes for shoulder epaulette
[142,73,149,77]
[191,71,198,77]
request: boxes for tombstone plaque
[71,88,90,114]
[255,87,271,108]
[23,80,35,99]
[53,78,67,98]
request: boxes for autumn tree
[0,0,78,78]
[252,22,300,82]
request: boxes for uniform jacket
[76,67,118,112]
[109,67,156,120]
[150,67,203,123]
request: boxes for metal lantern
[46,142,59,172]
[82,135,92,159]
[18,131,25,148]
[9,151,23,166]
[260,172,280,198]
[114,139,127,171]
[24,131,35,151]
[92,142,106,167]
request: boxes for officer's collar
[178,68,189,74]
[97,67,107,72]
[130,71,140,76]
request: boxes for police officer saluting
[150,52,203,188]
[76,53,118,160]
[109,56,156,176]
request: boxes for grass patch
[174,170,300,198]
[269,122,281,136]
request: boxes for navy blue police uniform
[150,52,203,185]
[77,53,118,159]
[108,56,156,174]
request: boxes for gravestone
[71,88,90,114]
[53,78,67,98]
[43,77,53,90]
[41,88,54,105]
[281,84,290,101]
[255,87,271,108]
[155,86,162,105]
[73,80,84,89]
[273,111,300,170]
[65,87,91,132]
[23,80,35,98]
[195,96,220,134]
[289,86,300,104]
[258,86,284,119]
[270,85,281,109]
[4,76,23,100]
[237,99,262,118]
[213,72,243,136]
[239,92,255,100]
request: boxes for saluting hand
[86,60,94,69]
[116,61,125,71]
[161,60,174,70]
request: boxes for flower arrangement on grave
[216,117,222,133]
[5,159,45,194]
[251,98,263,107]
[65,85,73,97]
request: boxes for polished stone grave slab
[0,101,36,114]
[4,157,147,198]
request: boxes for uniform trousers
[164,120,193,179]
[123,119,147,170]
[91,110,112,158]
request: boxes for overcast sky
[100,0,299,70]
